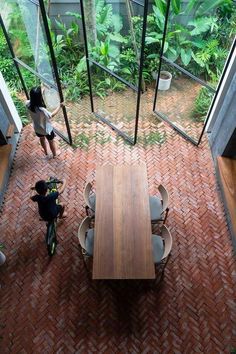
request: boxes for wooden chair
[78,216,95,272]
[149,184,169,224]
[83,181,96,217]
[152,225,173,282]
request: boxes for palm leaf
[197,0,226,17]
[172,0,181,15]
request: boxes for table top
[93,164,155,279]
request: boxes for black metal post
[0,15,29,99]
[39,0,72,145]
[152,0,171,112]
[80,0,94,112]
[134,0,149,145]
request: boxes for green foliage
[7,2,33,62]
[142,131,166,146]
[95,130,111,144]
[0,0,234,107]
[0,29,20,88]
[191,87,214,122]
[145,0,234,82]
[72,133,90,150]
[10,91,29,126]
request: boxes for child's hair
[29,87,46,112]
[35,180,48,195]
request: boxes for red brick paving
[0,119,236,353]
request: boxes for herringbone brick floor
[0,114,236,353]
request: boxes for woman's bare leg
[49,139,57,157]
[39,137,48,155]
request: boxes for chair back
[158,184,169,213]
[78,216,91,250]
[161,225,173,259]
[83,181,93,209]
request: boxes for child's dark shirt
[32,192,59,221]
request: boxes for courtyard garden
[0,0,235,144]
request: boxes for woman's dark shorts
[36,130,55,141]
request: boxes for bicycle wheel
[46,222,57,257]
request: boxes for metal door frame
[80,0,149,145]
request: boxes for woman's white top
[26,101,53,135]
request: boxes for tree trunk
[84,0,97,47]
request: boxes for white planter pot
[0,251,6,265]
[158,71,172,91]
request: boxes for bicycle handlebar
[30,178,62,190]
[47,178,62,185]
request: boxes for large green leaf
[153,0,166,17]
[109,44,120,58]
[163,41,169,53]
[166,48,178,62]
[188,17,215,35]
[109,33,127,44]
[197,0,226,16]
[153,5,165,31]
[172,0,181,15]
[76,56,87,73]
[65,11,81,20]
[180,48,192,66]
[112,14,123,33]
[185,0,197,15]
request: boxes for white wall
[0,72,22,133]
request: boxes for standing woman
[27,86,63,158]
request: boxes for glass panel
[91,63,137,141]
[1,0,71,142]
[47,0,85,102]
[3,0,55,86]
[84,0,144,87]
[163,0,236,85]
[154,62,214,143]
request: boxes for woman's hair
[29,86,46,112]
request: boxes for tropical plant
[145,0,234,81]
[191,87,214,122]
[10,90,29,126]
[0,29,18,86]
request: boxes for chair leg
[85,206,89,216]
[79,245,92,278]
[160,254,171,281]
[163,208,169,225]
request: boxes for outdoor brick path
[0,119,236,354]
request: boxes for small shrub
[191,87,214,122]
[72,133,90,150]
[143,131,166,146]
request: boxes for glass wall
[0,0,71,143]
[152,0,236,144]
[82,0,147,143]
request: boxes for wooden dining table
[93,164,155,279]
